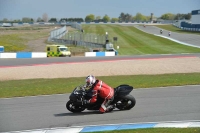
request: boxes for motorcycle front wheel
[116,94,136,110]
[66,100,86,113]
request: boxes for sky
[0,0,199,21]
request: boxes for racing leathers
[87,80,114,113]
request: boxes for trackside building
[180,9,200,30]
[191,10,200,24]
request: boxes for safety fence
[48,22,82,40]
[51,32,107,48]
[48,26,67,41]
[70,22,82,30]
[48,22,107,48]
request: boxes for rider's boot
[106,104,115,112]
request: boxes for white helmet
[85,75,96,87]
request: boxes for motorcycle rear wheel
[66,100,85,113]
[116,94,136,110]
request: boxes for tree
[133,13,148,21]
[42,13,48,22]
[22,17,33,22]
[74,18,84,22]
[111,18,119,22]
[48,18,57,23]
[37,17,44,22]
[174,13,191,20]
[60,18,68,22]
[185,13,191,20]
[124,13,132,21]
[96,16,101,20]
[3,18,8,22]
[61,18,83,22]
[79,18,84,22]
[85,14,95,22]
[146,16,151,21]
[119,12,132,21]
[134,13,143,21]
[160,13,175,20]
[119,12,125,21]
[68,18,74,22]
[13,19,21,23]
[102,14,110,22]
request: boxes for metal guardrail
[48,23,107,48]
[51,39,105,48]
[48,26,67,41]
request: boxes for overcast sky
[0,0,199,20]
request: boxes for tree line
[0,12,191,23]
[85,12,191,22]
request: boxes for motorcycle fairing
[114,84,133,97]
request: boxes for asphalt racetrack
[0,54,200,67]
[0,85,200,132]
[129,25,200,48]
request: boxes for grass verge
[0,34,27,51]
[0,73,200,98]
[0,26,57,52]
[0,32,48,52]
[84,128,200,133]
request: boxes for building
[174,9,200,31]
[191,10,200,24]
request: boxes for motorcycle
[66,84,136,113]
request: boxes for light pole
[95,37,97,43]
[105,32,109,44]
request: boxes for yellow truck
[46,45,71,57]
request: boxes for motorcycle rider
[168,31,171,36]
[83,75,115,113]
[160,29,163,34]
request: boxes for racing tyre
[116,94,136,110]
[66,100,85,113]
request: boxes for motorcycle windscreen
[115,85,133,97]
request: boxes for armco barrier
[0,53,16,58]
[16,52,32,58]
[85,52,116,57]
[32,52,47,58]
[96,52,105,56]
[0,52,47,58]
[0,52,115,58]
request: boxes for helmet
[85,75,96,87]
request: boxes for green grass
[0,32,48,52]
[0,26,53,52]
[81,24,200,55]
[0,34,27,51]
[155,24,200,35]
[0,73,200,98]
[85,128,200,133]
